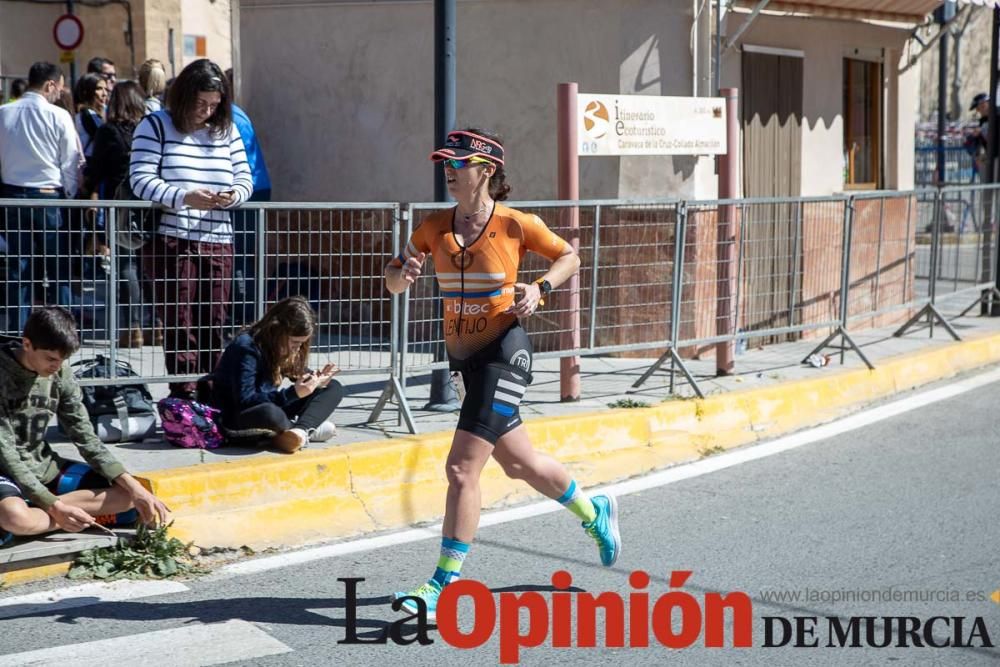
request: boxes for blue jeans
[1,186,72,332]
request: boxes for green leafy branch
[68,521,205,581]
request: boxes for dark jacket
[85,120,136,198]
[213,333,300,427]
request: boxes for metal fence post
[255,206,266,322]
[960,184,1000,316]
[107,206,119,369]
[803,195,875,368]
[367,204,416,433]
[929,189,943,335]
[893,188,960,339]
[399,206,412,390]
[838,195,854,332]
[588,205,600,351]
[631,201,703,397]
[788,200,803,333]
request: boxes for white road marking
[0,579,188,620]
[0,619,291,666]
[215,364,1000,577]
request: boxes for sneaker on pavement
[309,421,337,442]
[583,494,621,567]
[393,580,442,621]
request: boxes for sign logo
[582,100,610,140]
[577,93,727,156]
[509,349,531,372]
[469,138,493,154]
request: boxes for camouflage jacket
[0,342,125,508]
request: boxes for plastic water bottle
[735,329,748,355]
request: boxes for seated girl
[213,296,343,453]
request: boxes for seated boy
[0,306,169,544]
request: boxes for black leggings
[236,381,345,434]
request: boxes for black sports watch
[536,279,553,296]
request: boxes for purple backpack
[157,398,224,449]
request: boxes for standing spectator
[0,62,84,330]
[226,69,272,327]
[87,57,116,90]
[53,87,75,116]
[70,74,108,301]
[139,59,166,114]
[130,59,253,399]
[968,92,990,181]
[74,73,108,160]
[85,81,149,349]
[5,79,27,104]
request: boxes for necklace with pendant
[461,201,490,223]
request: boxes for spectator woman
[85,81,150,348]
[212,296,343,453]
[139,59,167,114]
[129,58,253,398]
[74,73,108,160]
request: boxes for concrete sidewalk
[54,297,1000,474]
[8,294,1000,585]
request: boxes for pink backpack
[157,398,225,449]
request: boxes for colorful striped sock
[431,537,470,588]
[557,480,597,523]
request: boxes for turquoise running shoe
[393,580,442,621]
[583,494,621,566]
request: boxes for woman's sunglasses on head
[443,158,492,170]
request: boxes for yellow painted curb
[0,562,71,588]
[123,330,1000,551]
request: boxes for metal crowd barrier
[0,199,414,430]
[1,184,999,432]
[914,145,978,187]
[400,199,680,390]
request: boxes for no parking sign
[53,14,84,51]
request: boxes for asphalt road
[0,369,998,666]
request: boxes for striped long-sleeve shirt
[128,110,253,244]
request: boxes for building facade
[235,0,944,202]
[0,0,232,86]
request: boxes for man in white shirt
[0,61,83,330]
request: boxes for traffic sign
[59,50,75,64]
[53,14,84,51]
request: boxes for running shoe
[583,494,621,566]
[393,580,442,621]
[308,421,337,442]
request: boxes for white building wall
[238,0,712,202]
[720,12,916,196]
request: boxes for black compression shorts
[452,325,533,445]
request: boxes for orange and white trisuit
[391,203,570,442]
